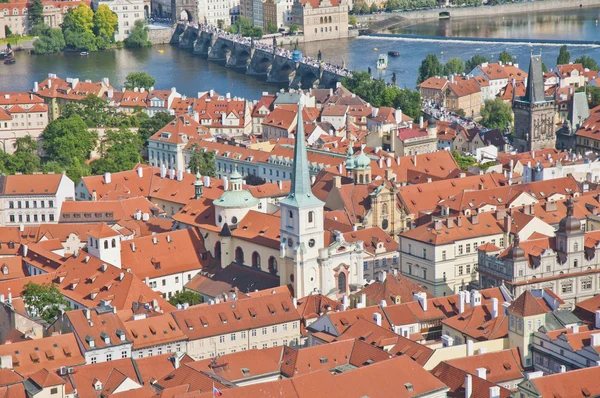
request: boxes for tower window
[104,241,108,249]
[338,272,347,293]
[112,239,116,248]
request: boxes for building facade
[291,0,348,42]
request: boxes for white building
[92,0,146,42]
[0,173,75,227]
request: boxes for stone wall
[148,26,176,44]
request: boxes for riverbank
[359,0,600,32]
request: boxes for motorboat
[388,51,399,57]
[80,51,89,56]
[377,54,388,70]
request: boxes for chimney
[104,172,112,184]
[502,301,511,315]
[169,169,175,180]
[373,312,382,327]
[456,216,463,227]
[545,201,557,212]
[447,218,454,229]
[465,374,472,398]
[414,292,427,312]
[419,116,424,129]
[22,244,28,258]
[177,169,183,182]
[466,339,474,357]
[471,290,482,308]
[491,298,498,319]
[357,293,366,309]
[223,177,229,191]
[434,219,443,231]
[33,82,39,92]
[471,213,479,225]
[394,109,402,123]
[489,386,501,398]
[292,297,297,308]
[342,295,349,311]
[277,180,282,190]
[334,176,342,188]
[7,290,11,304]
[591,333,600,346]
[571,325,580,334]
[595,310,600,329]
[559,365,567,373]
[160,164,167,178]
[458,291,466,314]
[504,215,512,235]
[476,368,487,380]
[137,167,143,178]
[85,308,91,320]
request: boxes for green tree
[228,17,262,37]
[42,115,98,165]
[4,26,12,37]
[90,128,141,174]
[187,145,216,177]
[28,0,44,26]
[452,151,476,171]
[557,45,570,65]
[33,26,65,54]
[417,54,443,85]
[169,290,202,306]
[14,135,38,154]
[124,20,150,47]
[217,19,224,30]
[443,57,465,76]
[348,15,357,27]
[22,282,69,323]
[369,3,378,13]
[289,23,299,33]
[138,112,174,148]
[93,4,118,42]
[124,72,155,90]
[541,61,548,73]
[480,98,513,131]
[64,28,97,51]
[62,3,96,51]
[465,55,489,72]
[574,55,599,71]
[498,50,513,65]
[266,21,278,34]
[588,86,600,108]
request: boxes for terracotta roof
[296,293,340,321]
[334,318,399,348]
[262,107,298,130]
[150,115,210,144]
[353,273,431,307]
[134,353,194,385]
[154,362,228,394]
[443,302,509,341]
[171,292,300,340]
[448,78,481,98]
[67,308,131,352]
[0,369,23,387]
[124,313,187,349]
[27,368,65,388]
[190,347,282,382]
[231,211,281,250]
[507,290,549,317]
[388,335,434,366]
[419,77,448,90]
[60,196,163,224]
[576,105,600,140]
[321,305,391,336]
[0,257,27,281]
[0,333,85,375]
[0,174,65,195]
[67,357,140,397]
[431,361,511,398]
[478,63,527,81]
[0,92,44,106]
[524,366,600,398]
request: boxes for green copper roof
[194,172,203,186]
[280,103,324,209]
[214,190,259,208]
[353,151,371,170]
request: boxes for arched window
[574,242,579,251]
[95,239,98,249]
[359,174,364,184]
[574,259,578,267]
[382,203,388,215]
[328,16,332,23]
[111,239,116,248]
[308,211,315,226]
[320,17,323,23]
[314,28,317,33]
[235,247,244,264]
[269,256,278,274]
[104,240,108,249]
[214,241,222,259]
[252,252,261,268]
[338,272,347,293]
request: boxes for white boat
[377,54,388,70]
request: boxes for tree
[124,20,150,47]
[124,72,155,90]
[28,0,44,26]
[62,4,96,51]
[369,2,378,13]
[228,17,262,38]
[498,50,513,65]
[557,45,570,65]
[42,115,98,165]
[574,55,599,71]
[138,112,174,148]
[480,98,513,131]
[417,54,443,84]
[93,4,118,42]
[452,151,476,171]
[90,128,142,174]
[4,26,12,37]
[169,290,202,306]
[14,135,38,154]
[266,21,278,34]
[289,23,299,33]
[217,19,224,30]
[245,174,266,186]
[187,145,216,177]
[541,61,548,73]
[22,282,69,323]
[33,27,66,54]
[443,57,465,76]
[465,55,488,73]
[588,86,600,108]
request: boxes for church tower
[279,102,325,298]
[512,55,557,152]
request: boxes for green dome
[194,172,203,186]
[214,190,259,208]
[346,146,355,170]
[354,151,371,170]
[229,168,243,181]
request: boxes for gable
[309,315,339,337]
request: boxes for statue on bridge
[272,37,277,49]
[251,37,254,48]
[317,50,322,62]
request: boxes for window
[422,248,427,258]
[499,237,504,247]
[423,269,427,280]
[51,388,58,395]
[121,351,128,359]
[466,265,471,274]
[272,325,277,333]
[458,266,463,275]
[466,245,471,253]
[91,357,97,364]
[574,259,578,267]
[231,333,236,341]
[220,336,225,343]
[338,272,347,293]
[562,283,573,294]
[8,201,13,209]
[408,264,412,275]
[252,330,257,337]
[293,322,298,329]
[49,214,54,221]
[106,353,112,361]
[442,251,446,260]
[458,245,463,255]
[49,200,54,208]
[262,327,267,335]
[582,280,592,290]
[241,331,246,339]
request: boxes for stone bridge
[170,24,348,90]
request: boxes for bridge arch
[180,9,192,22]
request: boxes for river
[1,6,600,98]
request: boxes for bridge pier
[290,63,321,90]
[208,37,233,63]
[179,26,199,49]
[226,43,254,70]
[169,23,187,45]
[193,31,216,56]
[268,56,297,86]
[247,49,274,77]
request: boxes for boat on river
[388,51,399,57]
[377,54,388,70]
[80,51,89,56]
[4,57,16,65]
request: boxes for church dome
[558,198,581,234]
[345,146,355,170]
[507,234,525,260]
[427,116,437,128]
[353,151,371,170]
[214,190,259,208]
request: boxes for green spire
[280,102,324,209]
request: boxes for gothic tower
[512,55,557,152]
[279,103,325,298]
